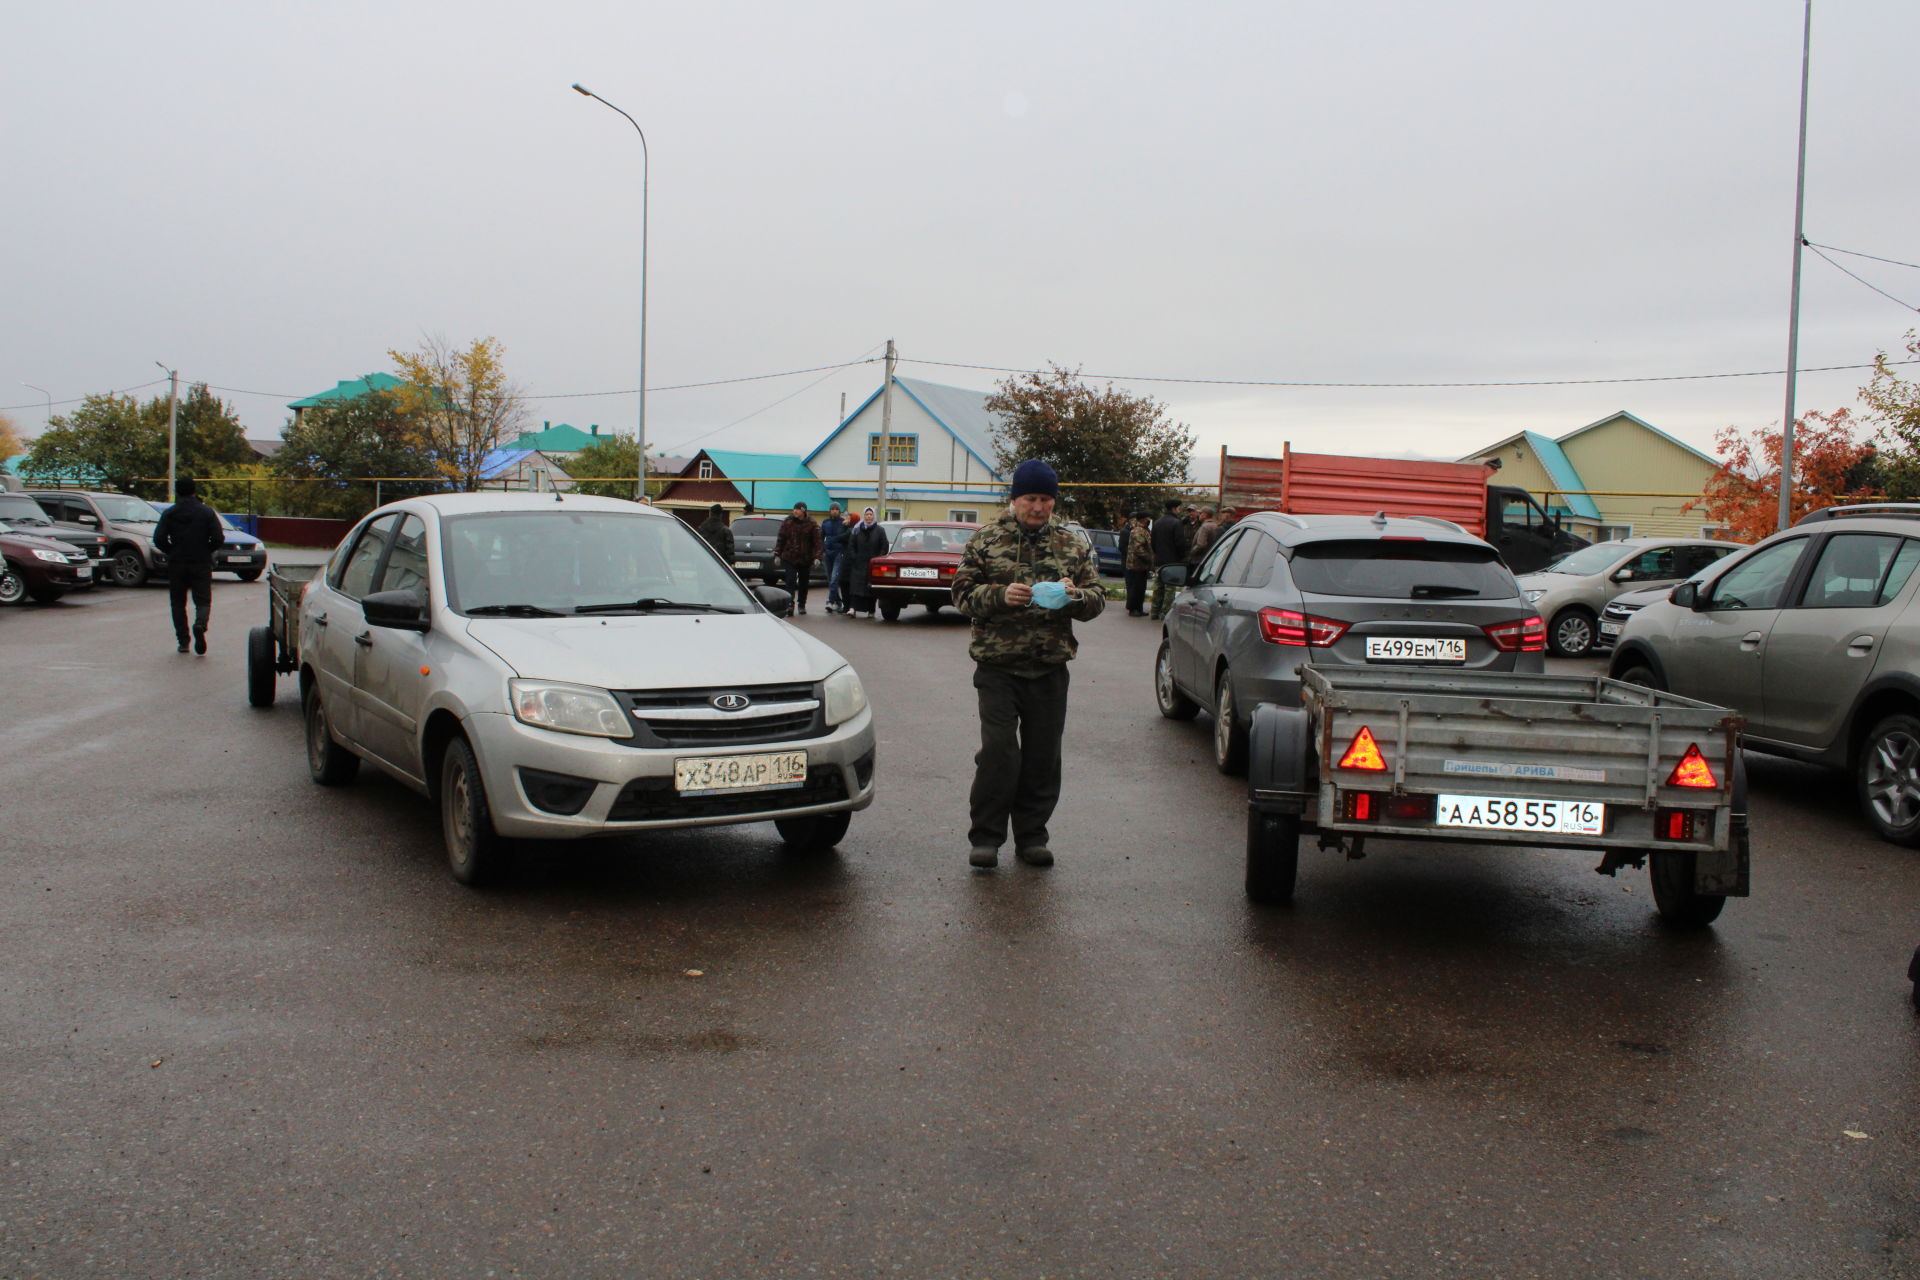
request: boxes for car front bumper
[465,707,878,840]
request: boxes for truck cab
[1486,485,1586,575]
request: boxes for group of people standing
[1115,499,1236,619]
[695,501,891,616]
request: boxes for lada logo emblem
[712,693,751,712]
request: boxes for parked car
[1082,527,1124,576]
[863,522,980,620]
[1517,537,1740,658]
[1155,511,1546,774]
[1608,503,1920,846]
[0,492,109,581]
[1597,582,1701,654]
[296,492,876,885]
[26,489,170,586]
[725,514,826,586]
[153,503,268,581]
[0,522,94,604]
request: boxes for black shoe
[176,641,189,654]
[1015,846,1054,867]
[969,846,999,869]
[194,631,207,655]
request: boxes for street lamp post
[571,82,650,503]
[22,383,52,429]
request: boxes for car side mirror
[1158,564,1188,587]
[363,588,429,631]
[76,513,100,527]
[1668,581,1700,610]
[1611,568,1635,582]
[752,584,794,617]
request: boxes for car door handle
[312,611,328,627]
[1741,631,1763,650]
[1849,635,1875,655]
[354,632,374,648]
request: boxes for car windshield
[1539,542,1633,575]
[94,495,162,523]
[888,525,976,555]
[0,496,52,525]
[443,510,760,616]
[1290,540,1516,600]
[219,513,249,531]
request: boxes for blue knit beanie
[1010,458,1059,500]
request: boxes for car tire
[1213,669,1249,775]
[1857,712,1920,848]
[247,626,277,708]
[1614,661,1663,692]
[775,810,851,852]
[879,600,902,622]
[235,569,263,583]
[1246,809,1300,904]
[110,549,149,588]
[0,570,23,607]
[304,684,360,786]
[1648,848,1727,927]
[441,735,508,887]
[1155,638,1199,720]
[1547,607,1597,658]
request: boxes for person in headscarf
[843,506,890,618]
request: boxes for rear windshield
[731,518,781,536]
[1290,540,1516,600]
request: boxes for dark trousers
[782,561,812,610]
[168,562,214,643]
[823,549,845,606]
[1124,568,1149,615]
[968,663,1070,851]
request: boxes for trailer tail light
[1339,790,1433,822]
[1666,744,1718,789]
[1656,809,1710,841]
[1483,615,1547,653]
[1341,790,1379,821]
[1387,793,1436,821]
[1258,607,1350,647]
[1336,726,1387,771]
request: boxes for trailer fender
[1248,702,1314,814]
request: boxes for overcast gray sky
[6,0,1917,474]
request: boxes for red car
[864,521,980,621]
[0,522,94,605]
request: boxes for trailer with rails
[245,561,322,708]
[1245,667,1748,926]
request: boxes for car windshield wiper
[465,603,567,617]
[1409,584,1481,598]
[572,598,743,615]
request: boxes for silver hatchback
[1517,536,1740,657]
[1609,504,1920,846]
[1155,512,1546,774]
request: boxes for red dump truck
[1218,446,1586,574]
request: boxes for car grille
[606,764,850,821]
[1602,601,1646,622]
[616,682,823,748]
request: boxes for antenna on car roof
[1371,510,1389,530]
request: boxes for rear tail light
[1666,744,1718,789]
[1483,615,1547,652]
[1342,790,1379,821]
[871,564,897,578]
[1656,809,1710,840]
[1336,726,1387,771]
[1258,607,1350,647]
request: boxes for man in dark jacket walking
[775,502,824,614]
[1149,498,1190,621]
[151,477,225,654]
[696,504,734,561]
[820,504,849,613]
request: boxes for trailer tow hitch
[1318,834,1367,860]
[1594,849,1648,878]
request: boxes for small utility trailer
[1246,667,1748,926]
[245,561,322,708]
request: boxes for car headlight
[31,549,68,564]
[509,679,633,739]
[823,665,867,726]
[1522,587,1546,603]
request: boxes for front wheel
[1155,639,1199,720]
[235,568,263,583]
[0,572,26,606]
[1857,712,1920,847]
[1613,661,1663,692]
[1246,809,1300,904]
[441,735,508,886]
[1548,607,1597,658]
[775,810,851,852]
[1213,669,1248,775]
[304,685,360,785]
[110,549,149,588]
[1648,848,1726,927]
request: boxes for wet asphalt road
[2,572,1917,1279]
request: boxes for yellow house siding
[1558,416,1720,538]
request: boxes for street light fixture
[571,82,650,502]
[22,383,52,429]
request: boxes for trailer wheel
[247,625,276,707]
[1246,809,1300,904]
[1648,849,1726,927]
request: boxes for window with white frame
[1596,523,1633,541]
[867,434,918,466]
[697,459,714,479]
[949,508,979,523]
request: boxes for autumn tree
[388,335,528,492]
[0,410,22,464]
[22,385,250,496]
[1686,408,1878,542]
[1862,329,1920,499]
[271,382,442,519]
[984,364,1195,529]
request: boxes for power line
[1805,240,1920,272]
[0,377,171,413]
[661,344,888,455]
[896,356,1920,389]
[1805,243,1919,312]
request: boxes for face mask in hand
[1030,580,1069,610]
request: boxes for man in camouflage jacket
[950,459,1105,870]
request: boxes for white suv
[298,493,876,884]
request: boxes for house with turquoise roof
[287,374,408,427]
[654,449,831,521]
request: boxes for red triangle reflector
[1337,726,1388,771]
[1666,744,1717,789]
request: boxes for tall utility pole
[570,83,650,502]
[1777,0,1814,533]
[156,362,180,501]
[875,340,896,515]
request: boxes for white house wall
[811,394,1004,513]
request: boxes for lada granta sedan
[298,493,876,884]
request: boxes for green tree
[1863,329,1920,499]
[21,385,249,496]
[565,433,650,500]
[389,335,528,492]
[270,384,442,520]
[983,364,1195,529]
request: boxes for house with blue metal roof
[803,376,1007,521]
[1461,411,1723,540]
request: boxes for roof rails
[1253,511,1311,530]
[1793,503,1920,527]
[1403,514,1470,534]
